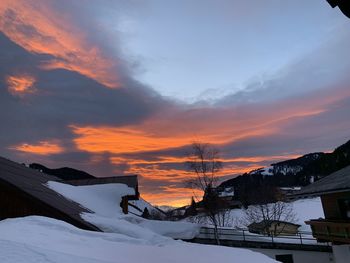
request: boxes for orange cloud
[70,103,326,157]
[111,154,300,166]
[141,187,203,207]
[68,94,337,205]
[10,141,64,155]
[0,0,119,88]
[70,121,276,155]
[6,74,36,96]
[124,161,262,182]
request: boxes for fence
[196,226,331,246]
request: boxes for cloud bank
[1,1,350,206]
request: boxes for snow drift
[0,216,278,263]
[0,180,278,263]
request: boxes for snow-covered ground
[0,216,278,263]
[186,197,325,245]
[191,197,324,231]
[0,181,279,263]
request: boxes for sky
[1,0,350,207]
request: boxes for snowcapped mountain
[249,166,274,176]
[220,139,350,201]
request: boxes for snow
[0,178,279,263]
[0,216,278,263]
[188,197,323,231]
[129,198,166,218]
[158,205,175,212]
[232,197,324,231]
[186,197,324,245]
[261,166,274,176]
[48,182,133,216]
[291,197,325,231]
[218,187,235,197]
[186,198,325,246]
[47,181,200,240]
[249,166,273,176]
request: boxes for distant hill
[29,163,95,180]
[220,139,350,204]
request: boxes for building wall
[0,181,52,219]
[321,192,350,219]
[333,245,350,263]
[269,222,299,235]
[0,180,90,230]
[249,248,333,263]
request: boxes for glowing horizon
[1,0,350,206]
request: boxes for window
[275,254,294,263]
[338,199,350,219]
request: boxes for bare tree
[186,142,222,192]
[186,142,230,244]
[244,184,296,236]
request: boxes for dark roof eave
[291,188,350,198]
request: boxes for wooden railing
[306,219,350,244]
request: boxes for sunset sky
[1,0,350,207]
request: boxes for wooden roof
[0,156,101,231]
[67,175,138,189]
[292,165,350,197]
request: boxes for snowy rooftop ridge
[0,156,100,231]
[47,181,201,240]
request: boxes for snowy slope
[186,197,324,232]
[0,216,277,263]
[289,197,325,231]
[249,166,273,176]
[231,197,324,231]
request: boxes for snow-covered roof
[68,175,138,192]
[292,165,350,197]
[248,220,301,230]
[0,156,100,231]
[217,186,234,197]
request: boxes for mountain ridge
[220,139,350,201]
[29,163,95,181]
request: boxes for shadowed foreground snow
[0,216,278,263]
[10,181,279,263]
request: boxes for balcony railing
[195,226,329,246]
[306,219,350,244]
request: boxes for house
[292,165,350,263]
[279,186,302,196]
[0,156,139,230]
[248,220,300,236]
[214,186,242,208]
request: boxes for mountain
[29,163,95,180]
[220,139,350,203]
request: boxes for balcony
[306,219,350,244]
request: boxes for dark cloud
[215,29,350,106]
[1,1,350,206]
[0,32,168,154]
